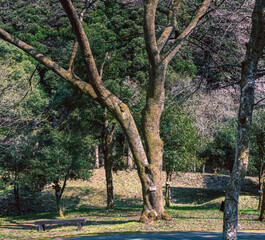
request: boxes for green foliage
[36,126,94,184]
[249,109,265,175]
[161,98,201,173]
[199,119,237,172]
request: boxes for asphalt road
[53,231,265,240]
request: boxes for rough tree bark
[0,0,211,222]
[223,1,265,239]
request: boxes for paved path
[54,231,265,240]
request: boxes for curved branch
[0,28,98,100]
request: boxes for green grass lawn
[0,170,264,240]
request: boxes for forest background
[0,0,265,239]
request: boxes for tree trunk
[259,178,264,211]
[259,177,265,221]
[94,145,100,169]
[213,168,218,175]
[104,152,114,209]
[223,1,265,239]
[202,163,206,175]
[54,183,64,218]
[53,178,67,218]
[127,146,134,170]
[102,110,116,209]
[14,185,21,215]
[165,171,172,208]
[140,65,171,222]
[257,132,264,210]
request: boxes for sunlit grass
[0,170,264,240]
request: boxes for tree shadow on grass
[0,184,143,218]
[202,174,259,194]
[170,187,225,205]
[0,219,138,232]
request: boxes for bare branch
[157,0,183,53]
[254,97,265,106]
[163,0,212,64]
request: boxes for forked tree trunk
[223,1,265,239]
[53,178,67,218]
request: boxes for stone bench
[34,218,86,232]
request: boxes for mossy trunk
[139,64,171,222]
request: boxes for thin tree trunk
[202,163,206,175]
[127,146,134,170]
[259,177,265,221]
[165,171,172,208]
[223,1,265,239]
[53,177,67,218]
[102,110,116,209]
[14,185,21,215]
[94,145,100,169]
[54,182,64,218]
[104,153,114,209]
[257,132,264,210]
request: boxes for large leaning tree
[0,0,211,222]
[223,0,265,239]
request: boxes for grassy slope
[0,169,264,240]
